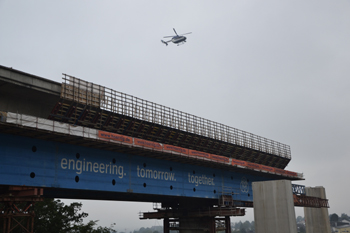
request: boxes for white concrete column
[304,186,331,233]
[253,180,297,233]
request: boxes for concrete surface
[0,65,61,118]
[304,186,331,233]
[253,180,297,233]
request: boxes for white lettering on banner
[60,158,125,178]
[136,166,176,181]
[188,173,215,186]
[292,184,305,195]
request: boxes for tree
[242,220,251,230]
[340,213,350,221]
[34,199,86,233]
[251,220,255,231]
[296,216,304,223]
[34,198,116,233]
[79,221,117,233]
[330,213,339,223]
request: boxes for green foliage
[34,198,116,233]
[35,199,86,233]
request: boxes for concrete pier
[253,180,297,233]
[304,186,331,233]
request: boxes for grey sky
[1,0,350,231]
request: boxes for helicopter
[161,28,192,46]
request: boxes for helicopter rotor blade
[178,32,192,36]
[173,28,178,36]
[163,35,175,38]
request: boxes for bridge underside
[0,184,328,233]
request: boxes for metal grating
[61,74,291,160]
[46,74,293,169]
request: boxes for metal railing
[62,74,291,159]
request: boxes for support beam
[252,180,297,233]
[141,204,241,233]
[141,207,245,219]
[225,216,231,233]
[163,218,169,233]
[304,186,331,233]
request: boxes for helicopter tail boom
[161,40,168,46]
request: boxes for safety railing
[62,74,291,159]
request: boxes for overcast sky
[1,0,350,231]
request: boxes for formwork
[49,74,291,169]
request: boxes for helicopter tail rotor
[161,40,168,46]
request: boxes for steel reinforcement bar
[62,74,291,159]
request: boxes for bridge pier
[252,181,331,233]
[304,186,331,233]
[252,180,298,233]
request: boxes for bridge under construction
[0,65,330,233]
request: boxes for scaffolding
[0,187,43,233]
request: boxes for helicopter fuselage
[172,36,187,44]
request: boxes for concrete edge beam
[0,65,61,96]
